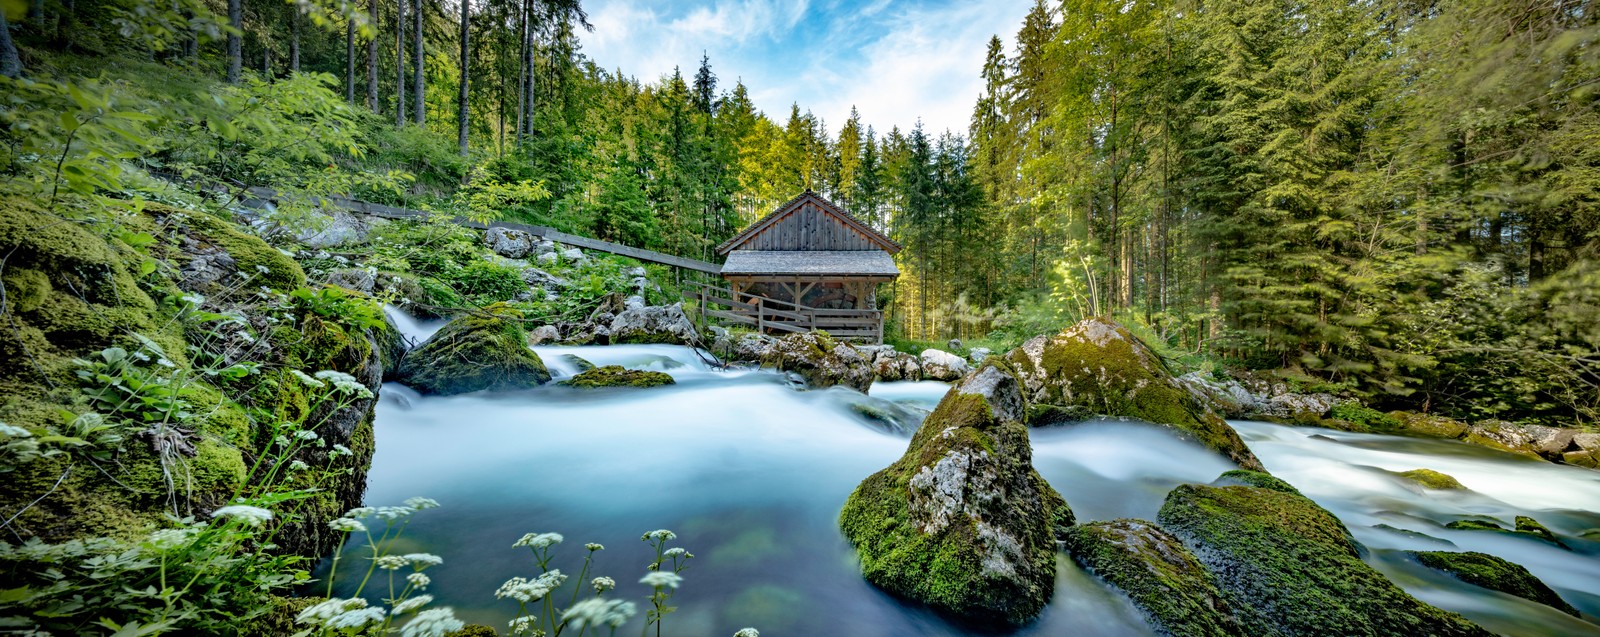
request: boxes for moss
[447,626,500,637]
[1444,519,1505,532]
[1026,403,1094,427]
[1329,403,1401,431]
[243,595,326,635]
[1444,516,1569,548]
[154,206,306,292]
[559,353,597,372]
[1005,319,1263,470]
[1411,551,1578,616]
[1389,412,1470,439]
[187,383,253,448]
[1397,469,1466,490]
[1214,469,1303,495]
[1513,516,1566,547]
[1064,519,1242,637]
[396,305,551,395]
[558,365,675,388]
[1158,482,1489,637]
[838,390,1064,626]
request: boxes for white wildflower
[256,265,271,274]
[332,444,354,456]
[591,576,615,593]
[403,553,443,569]
[390,594,433,615]
[639,571,682,589]
[400,607,464,637]
[344,506,376,518]
[295,597,368,625]
[147,528,194,550]
[663,547,690,559]
[585,542,604,551]
[156,358,176,368]
[289,460,310,471]
[561,598,637,630]
[512,532,562,549]
[293,429,319,441]
[641,529,676,542]
[403,497,440,510]
[407,572,431,589]
[376,555,410,570]
[316,370,372,397]
[373,505,416,520]
[289,369,325,388]
[326,607,386,630]
[273,434,291,448]
[733,629,760,637]
[211,505,272,526]
[507,616,544,637]
[495,570,566,603]
[329,517,366,533]
[0,423,32,438]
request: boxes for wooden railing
[683,282,883,343]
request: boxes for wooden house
[688,191,900,342]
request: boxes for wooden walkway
[682,281,884,343]
[235,186,723,274]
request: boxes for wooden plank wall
[745,202,879,251]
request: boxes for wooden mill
[686,191,901,342]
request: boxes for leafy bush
[1330,403,1401,431]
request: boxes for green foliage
[73,336,194,428]
[288,286,385,332]
[452,169,551,224]
[454,260,527,306]
[1329,403,1402,431]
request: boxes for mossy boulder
[1158,481,1490,637]
[1389,412,1471,439]
[149,205,306,292]
[1213,469,1302,495]
[1025,403,1094,427]
[396,304,551,395]
[761,331,874,392]
[1398,469,1466,490]
[839,363,1071,626]
[1063,519,1242,637]
[1444,516,1569,548]
[1410,551,1578,616]
[1003,318,1263,470]
[559,365,675,388]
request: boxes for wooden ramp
[682,281,883,343]
[234,185,723,274]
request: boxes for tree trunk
[412,0,424,124]
[290,10,301,73]
[457,0,470,155]
[227,0,242,83]
[367,0,379,110]
[396,0,407,126]
[0,9,21,79]
[346,19,356,101]
[514,0,526,146]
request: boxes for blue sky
[578,0,1036,137]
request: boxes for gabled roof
[715,190,902,255]
[721,250,900,277]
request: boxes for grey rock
[919,348,970,381]
[969,347,992,363]
[527,324,561,346]
[296,210,370,248]
[485,227,535,258]
[326,268,376,293]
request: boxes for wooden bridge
[683,281,884,343]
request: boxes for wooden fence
[682,281,884,343]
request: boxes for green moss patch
[1159,482,1490,637]
[1397,468,1466,490]
[1064,519,1242,637]
[396,304,551,395]
[1410,551,1578,616]
[559,365,674,388]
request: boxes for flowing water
[343,319,1600,635]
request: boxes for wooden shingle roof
[715,190,902,255]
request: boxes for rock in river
[839,362,1072,626]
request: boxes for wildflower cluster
[306,498,458,637]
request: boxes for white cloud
[579,0,1033,136]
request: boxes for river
[340,331,1600,635]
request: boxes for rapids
[342,322,1600,635]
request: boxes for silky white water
[346,329,1600,635]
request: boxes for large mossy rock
[1003,318,1263,470]
[396,304,551,395]
[559,365,675,388]
[1063,519,1242,637]
[1409,551,1578,616]
[761,331,874,392]
[1158,481,1490,637]
[839,363,1072,626]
